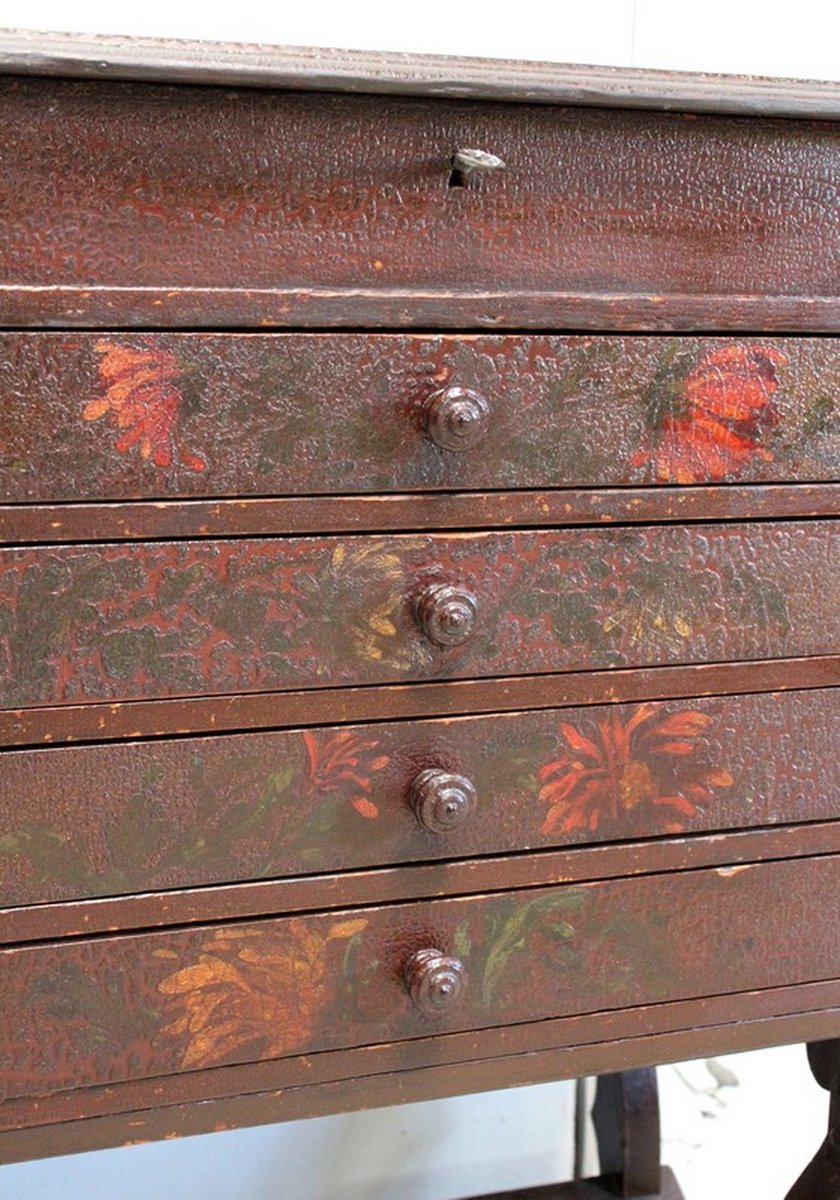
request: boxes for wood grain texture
[1,523,836,709]
[2,78,840,329]
[3,855,840,1103]
[2,335,837,502]
[6,287,840,332]
[1,689,836,908]
[1,29,839,120]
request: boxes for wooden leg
[785,1041,840,1200]
[588,1068,683,1199]
[592,1068,661,1196]
[468,1068,683,1199]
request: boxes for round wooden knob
[415,583,478,647]
[410,768,477,834]
[404,948,467,1016]
[425,386,491,451]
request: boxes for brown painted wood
[1,1001,838,1164]
[1,30,839,120]
[1,335,837,503]
[591,1069,662,1197]
[3,977,838,1139]
[7,286,840,333]
[3,78,840,330]
[3,855,840,1104]
[2,523,836,710]
[6,287,840,332]
[2,37,839,1182]
[3,484,840,546]
[3,655,837,748]
[1,689,835,909]
[4,818,840,944]
[785,1041,840,1198]
[467,1166,685,1199]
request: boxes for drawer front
[2,334,838,501]
[1,523,836,709]
[3,854,839,1100]
[2,78,839,327]
[2,690,837,906]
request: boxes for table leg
[785,1040,840,1200]
[468,1067,683,1199]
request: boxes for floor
[658,1046,827,1199]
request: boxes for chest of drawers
[0,30,839,1197]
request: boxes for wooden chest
[0,30,838,1196]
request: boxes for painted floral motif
[328,542,421,669]
[83,340,205,471]
[537,705,734,837]
[637,344,788,483]
[154,897,584,1072]
[303,729,390,819]
[157,919,367,1069]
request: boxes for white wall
[1,4,835,1198]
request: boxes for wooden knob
[415,583,478,647]
[425,386,491,451]
[410,768,477,834]
[404,948,467,1016]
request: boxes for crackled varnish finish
[1,33,840,1197]
[2,854,840,1104]
[1,523,836,708]
[2,76,840,329]
[1,690,837,906]
[1,335,838,500]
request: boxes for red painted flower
[303,729,390,819]
[83,340,206,471]
[537,705,733,837]
[639,344,788,483]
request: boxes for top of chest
[1,29,839,332]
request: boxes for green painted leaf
[481,892,584,1008]
[454,921,472,959]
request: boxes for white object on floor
[660,1046,828,1199]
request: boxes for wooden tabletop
[0,27,839,118]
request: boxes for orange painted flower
[157,919,367,1069]
[303,729,390,819]
[537,705,733,837]
[83,340,206,471]
[639,344,788,483]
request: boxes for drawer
[2,690,837,906]
[2,334,838,502]
[3,853,839,1101]
[2,77,839,329]
[1,523,836,709]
